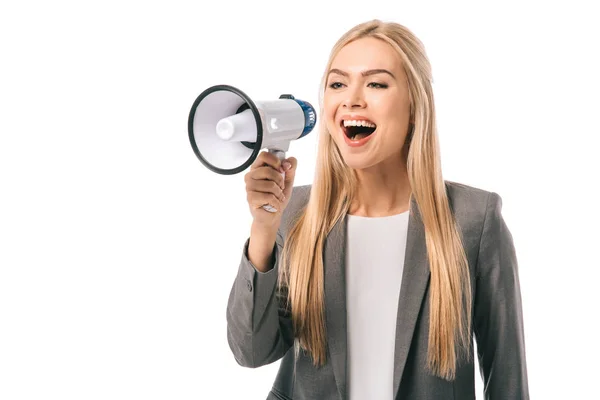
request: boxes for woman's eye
[368,82,388,89]
[328,82,344,89]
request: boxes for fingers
[245,165,285,191]
[282,157,297,185]
[246,178,285,203]
[245,151,286,206]
[281,157,297,198]
[245,151,297,216]
[250,151,284,172]
[247,191,283,212]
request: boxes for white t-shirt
[345,210,410,400]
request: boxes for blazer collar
[323,195,431,400]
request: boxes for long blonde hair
[278,19,472,381]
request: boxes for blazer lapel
[392,195,431,397]
[324,213,348,400]
[323,195,430,400]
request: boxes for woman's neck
[349,164,411,218]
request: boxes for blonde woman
[227,19,529,400]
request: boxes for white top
[345,210,410,400]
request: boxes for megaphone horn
[188,84,317,212]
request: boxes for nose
[342,86,366,108]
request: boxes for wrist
[251,219,280,236]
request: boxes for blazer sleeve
[473,192,530,399]
[225,228,295,368]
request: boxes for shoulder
[444,179,497,214]
[444,179,504,239]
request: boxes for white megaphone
[188,84,317,212]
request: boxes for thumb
[281,157,297,196]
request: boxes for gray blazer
[226,180,529,399]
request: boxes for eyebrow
[328,68,396,79]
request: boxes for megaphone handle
[262,149,286,213]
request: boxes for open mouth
[341,119,377,141]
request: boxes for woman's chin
[341,154,376,170]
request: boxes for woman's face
[324,37,412,170]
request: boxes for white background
[1,0,599,399]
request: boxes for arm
[225,229,294,368]
[473,192,530,399]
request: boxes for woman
[226,19,529,400]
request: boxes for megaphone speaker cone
[188,85,263,175]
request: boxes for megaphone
[188,84,317,212]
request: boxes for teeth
[343,119,376,128]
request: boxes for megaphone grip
[261,149,286,213]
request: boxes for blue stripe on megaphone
[294,99,317,138]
